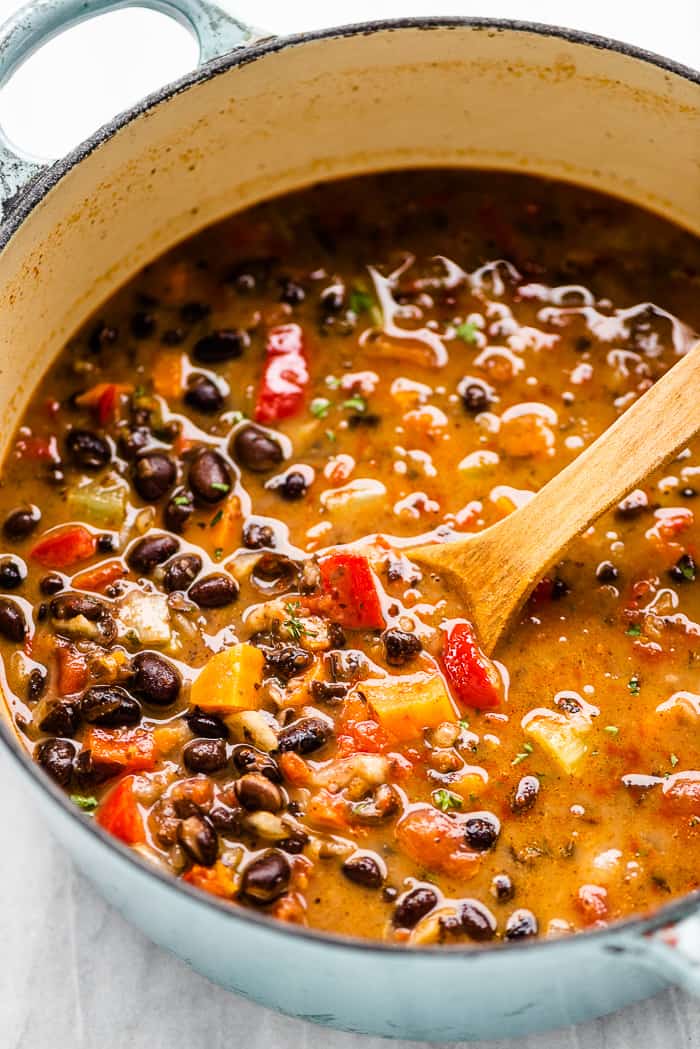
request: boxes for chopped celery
[67,476,127,528]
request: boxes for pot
[1,1,699,1039]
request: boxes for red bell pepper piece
[318,552,385,630]
[30,525,97,569]
[14,434,59,461]
[84,726,157,775]
[96,776,145,845]
[254,324,309,424]
[72,559,126,593]
[440,619,502,710]
[55,640,89,696]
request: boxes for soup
[1,170,699,944]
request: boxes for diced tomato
[14,434,59,461]
[254,324,309,423]
[55,640,89,696]
[576,884,609,924]
[306,788,351,832]
[30,525,97,568]
[72,559,126,593]
[440,619,502,710]
[279,751,314,787]
[662,770,700,813]
[395,806,481,878]
[337,692,390,755]
[317,552,385,630]
[84,726,157,775]
[183,862,236,899]
[96,776,145,845]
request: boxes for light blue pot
[1,1,700,1039]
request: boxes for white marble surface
[1,1,700,1046]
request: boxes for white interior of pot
[0,24,698,462]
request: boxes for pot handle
[626,911,700,996]
[0,0,261,215]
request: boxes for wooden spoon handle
[499,338,700,589]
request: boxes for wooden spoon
[408,340,700,655]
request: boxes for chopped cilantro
[455,321,479,344]
[209,509,223,528]
[626,624,641,637]
[681,560,696,581]
[628,675,641,696]
[133,384,146,398]
[173,495,190,506]
[458,718,470,731]
[214,547,224,562]
[71,794,98,813]
[604,725,619,736]
[229,410,245,425]
[325,375,341,389]
[310,397,331,419]
[512,741,534,766]
[210,482,230,493]
[325,429,337,443]
[349,289,374,315]
[343,395,367,413]
[283,601,307,642]
[432,788,463,813]
[670,753,679,768]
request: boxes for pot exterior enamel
[1,16,700,1041]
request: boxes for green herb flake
[628,675,641,696]
[349,290,374,315]
[681,561,696,581]
[325,375,341,390]
[214,547,224,562]
[455,321,479,344]
[210,482,230,493]
[325,429,337,443]
[626,624,641,637]
[512,741,534,766]
[229,410,245,425]
[209,509,224,528]
[458,718,470,731]
[342,395,367,414]
[283,601,307,643]
[133,385,146,399]
[173,495,190,506]
[432,788,463,813]
[310,397,331,420]
[670,753,679,768]
[71,794,98,813]
[604,725,619,736]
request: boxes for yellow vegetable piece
[523,710,590,773]
[152,351,184,399]
[360,671,457,743]
[190,643,265,713]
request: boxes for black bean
[118,426,150,461]
[36,737,75,786]
[270,469,309,501]
[277,716,333,756]
[505,908,538,939]
[36,603,48,623]
[132,451,176,502]
[128,533,180,574]
[616,489,649,518]
[88,321,118,354]
[185,375,224,414]
[188,574,239,608]
[382,628,422,666]
[39,573,64,596]
[163,553,202,593]
[512,775,540,814]
[309,680,350,703]
[278,829,309,854]
[193,329,249,364]
[342,853,383,889]
[131,652,181,706]
[464,813,500,851]
[27,667,47,702]
[491,873,515,902]
[165,489,194,532]
[329,649,368,682]
[555,692,582,714]
[241,850,290,902]
[459,899,497,941]
[180,301,211,324]
[130,311,156,338]
[0,557,25,590]
[50,592,106,622]
[320,284,345,312]
[81,685,141,727]
[0,598,27,642]
[347,414,381,429]
[279,279,305,305]
[97,534,117,555]
[234,772,283,812]
[3,505,41,540]
[263,644,313,682]
[681,487,697,499]
[226,258,274,293]
[596,561,619,583]
[250,553,299,594]
[178,814,219,866]
[393,886,438,928]
[232,745,281,782]
[669,553,696,583]
[242,520,276,550]
[459,377,494,414]
[39,698,80,736]
[189,449,233,504]
[209,804,243,835]
[183,737,228,774]
[551,577,570,601]
[185,707,229,739]
[65,429,111,471]
[232,424,283,473]
[161,328,185,347]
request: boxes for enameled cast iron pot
[1,1,700,1038]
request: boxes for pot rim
[1,13,700,958]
